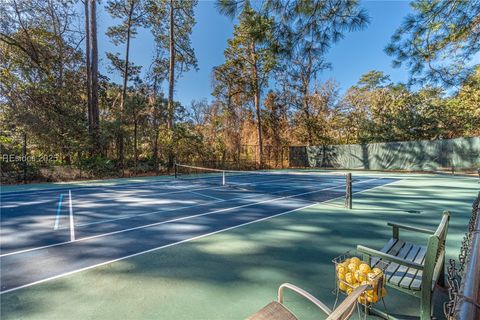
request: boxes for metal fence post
[345,173,352,209]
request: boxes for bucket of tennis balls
[333,252,387,305]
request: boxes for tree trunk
[166,0,175,167]
[167,0,175,131]
[85,0,92,143]
[90,0,99,154]
[151,75,159,174]
[119,2,135,175]
[134,114,138,176]
[302,93,313,145]
[153,127,160,173]
[250,42,263,167]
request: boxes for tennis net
[174,163,353,207]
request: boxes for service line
[0,177,379,258]
[53,194,64,230]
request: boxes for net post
[222,170,225,186]
[174,162,177,179]
[345,173,352,209]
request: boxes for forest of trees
[1,0,479,182]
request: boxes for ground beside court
[0,173,478,320]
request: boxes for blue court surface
[0,172,396,294]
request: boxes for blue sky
[95,0,414,107]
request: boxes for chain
[444,192,480,319]
[444,259,460,319]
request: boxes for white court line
[0,180,175,198]
[188,191,223,201]
[0,177,394,295]
[34,177,264,206]
[67,175,310,204]
[53,194,64,230]
[69,190,75,241]
[0,178,379,258]
[0,173,341,203]
[53,176,336,229]
[0,172,298,198]
[0,202,319,295]
[10,184,225,206]
[63,182,331,228]
[320,177,402,205]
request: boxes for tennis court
[0,169,478,319]
[0,167,392,293]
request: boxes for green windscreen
[307,136,480,171]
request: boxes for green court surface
[1,173,478,320]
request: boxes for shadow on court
[0,173,477,320]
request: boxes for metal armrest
[357,245,424,270]
[278,283,332,315]
[387,222,435,239]
[326,284,368,320]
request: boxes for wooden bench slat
[408,249,428,290]
[400,246,427,290]
[389,244,422,286]
[356,211,450,320]
[371,239,405,279]
[384,242,414,282]
[371,238,398,267]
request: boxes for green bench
[357,211,450,320]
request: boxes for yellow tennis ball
[366,288,375,297]
[337,264,347,274]
[338,281,348,292]
[345,272,356,285]
[367,293,379,303]
[348,262,358,273]
[350,257,361,265]
[346,287,353,295]
[358,263,371,274]
[372,267,383,276]
[343,258,351,265]
[367,272,378,283]
[338,272,345,281]
[357,295,368,304]
[354,270,366,282]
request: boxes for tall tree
[85,0,92,142]
[445,66,480,137]
[84,0,100,154]
[0,0,87,161]
[147,0,198,166]
[277,0,368,145]
[212,63,246,163]
[216,2,276,166]
[216,1,369,55]
[280,51,330,145]
[386,0,480,86]
[262,90,289,159]
[146,49,168,172]
[90,0,99,150]
[106,0,146,173]
[217,0,369,158]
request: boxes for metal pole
[222,170,225,186]
[174,162,177,179]
[345,173,352,209]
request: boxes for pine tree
[106,0,147,173]
[217,2,276,166]
[147,0,198,166]
[386,0,480,86]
